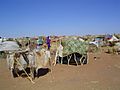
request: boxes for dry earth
[0,52,120,90]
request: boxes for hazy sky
[0,0,120,38]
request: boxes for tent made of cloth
[108,35,119,42]
[61,38,89,56]
[0,41,20,51]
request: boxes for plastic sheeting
[0,41,20,51]
[61,38,89,56]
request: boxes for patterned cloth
[61,38,89,56]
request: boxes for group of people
[0,36,51,59]
[36,36,51,51]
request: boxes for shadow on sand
[12,67,50,78]
[57,53,87,66]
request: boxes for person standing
[46,36,51,50]
[36,37,43,50]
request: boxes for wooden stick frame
[55,52,87,66]
[67,54,72,65]
[14,54,35,84]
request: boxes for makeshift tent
[61,38,89,56]
[108,35,119,42]
[78,38,85,42]
[105,34,112,40]
[55,38,89,66]
[0,41,20,51]
[0,41,36,83]
[89,41,99,47]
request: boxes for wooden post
[82,55,86,65]
[60,57,63,64]
[15,58,35,84]
[74,54,78,66]
[79,55,84,65]
[67,54,72,65]
[87,53,89,64]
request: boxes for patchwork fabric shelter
[61,38,89,56]
[55,38,89,66]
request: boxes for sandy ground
[0,52,120,90]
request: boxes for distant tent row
[105,34,119,42]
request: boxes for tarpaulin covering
[0,41,20,51]
[61,38,89,56]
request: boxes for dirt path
[0,52,120,90]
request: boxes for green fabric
[62,38,89,56]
